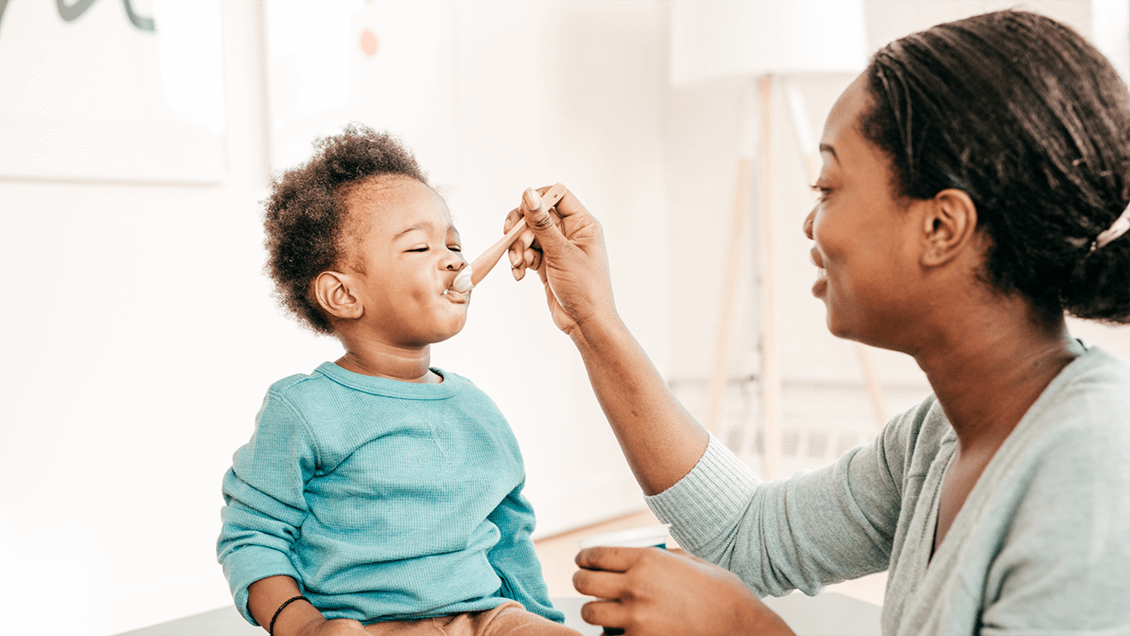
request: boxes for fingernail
[512,266,521,281]
[509,251,521,268]
[523,188,543,211]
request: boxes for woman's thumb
[521,188,569,255]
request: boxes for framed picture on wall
[263,0,460,188]
[0,0,226,183]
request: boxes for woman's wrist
[568,307,626,351]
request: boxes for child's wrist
[268,596,323,636]
[293,615,328,636]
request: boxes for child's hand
[296,617,372,636]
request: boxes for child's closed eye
[406,245,461,253]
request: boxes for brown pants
[363,601,584,636]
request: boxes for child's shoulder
[268,372,318,394]
[263,364,341,403]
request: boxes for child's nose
[443,250,467,271]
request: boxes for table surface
[114,593,881,636]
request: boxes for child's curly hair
[263,124,427,334]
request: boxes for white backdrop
[0,2,1126,636]
[0,0,225,183]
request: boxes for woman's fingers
[579,599,629,633]
[572,567,628,600]
[575,546,639,573]
[504,205,527,280]
[510,191,567,281]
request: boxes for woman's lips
[810,248,825,269]
[810,248,827,297]
[812,268,827,297]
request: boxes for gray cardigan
[647,344,1129,635]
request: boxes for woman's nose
[803,208,816,240]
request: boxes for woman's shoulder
[995,344,1130,492]
[871,393,953,481]
[1030,344,1129,442]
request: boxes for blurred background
[1,1,1126,634]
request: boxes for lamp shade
[671,0,868,85]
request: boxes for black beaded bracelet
[268,595,311,636]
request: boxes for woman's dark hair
[862,10,1130,323]
[263,124,427,334]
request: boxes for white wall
[0,3,668,635]
[1,2,1126,635]
[664,0,1130,471]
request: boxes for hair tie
[1090,201,1130,252]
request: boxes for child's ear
[920,188,980,268]
[313,271,363,321]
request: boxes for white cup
[577,523,672,550]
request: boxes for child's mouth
[442,288,469,303]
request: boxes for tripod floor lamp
[670,0,874,479]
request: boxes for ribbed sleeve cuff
[222,547,301,625]
[644,433,761,551]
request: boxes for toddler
[217,125,579,636]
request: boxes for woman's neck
[912,301,1081,453]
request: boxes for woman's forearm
[572,314,710,496]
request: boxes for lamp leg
[758,74,783,480]
[704,157,752,437]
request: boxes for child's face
[341,176,469,347]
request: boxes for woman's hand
[504,185,618,337]
[573,547,796,636]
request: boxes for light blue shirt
[649,344,1130,635]
[217,363,562,625]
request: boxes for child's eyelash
[406,246,462,253]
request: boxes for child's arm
[217,390,321,627]
[247,576,369,636]
[486,480,567,623]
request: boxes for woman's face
[803,76,924,350]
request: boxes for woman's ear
[921,188,980,268]
[314,271,363,321]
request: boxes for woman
[506,10,1129,635]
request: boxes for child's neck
[334,339,440,384]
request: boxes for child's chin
[433,320,468,343]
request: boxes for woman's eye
[407,247,428,253]
[809,183,832,202]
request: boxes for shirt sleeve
[486,479,567,623]
[646,399,933,597]
[216,390,319,625]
